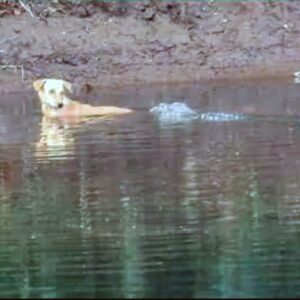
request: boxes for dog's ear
[33,79,46,92]
[62,80,73,93]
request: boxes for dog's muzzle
[46,102,64,109]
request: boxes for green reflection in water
[1,82,300,297]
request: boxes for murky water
[1,80,300,297]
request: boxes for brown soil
[1,1,300,92]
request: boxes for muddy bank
[1,1,300,91]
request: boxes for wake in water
[149,102,198,123]
[149,102,246,123]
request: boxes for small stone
[293,71,300,78]
[141,7,156,21]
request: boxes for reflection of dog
[33,78,133,118]
[35,116,76,160]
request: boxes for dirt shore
[1,1,300,91]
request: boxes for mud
[1,1,300,91]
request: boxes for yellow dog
[33,78,133,118]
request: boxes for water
[1,80,300,297]
[150,102,246,122]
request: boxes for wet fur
[33,78,133,119]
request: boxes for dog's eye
[49,89,55,94]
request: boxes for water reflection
[1,82,300,297]
[35,116,76,161]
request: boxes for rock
[141,7,156,21]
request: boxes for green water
[0,81,300,298]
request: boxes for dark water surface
[1,81,300,297]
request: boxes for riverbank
[0,1,300,91]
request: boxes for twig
[0,64,25,82]
[21,65,24,82]
[0,64,17,71]
[18,0,36,19]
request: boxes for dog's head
[33,79,73,109]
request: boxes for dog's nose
[58,103,63,108]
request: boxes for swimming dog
[33,78,133,118]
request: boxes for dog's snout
[58,103,63,108]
